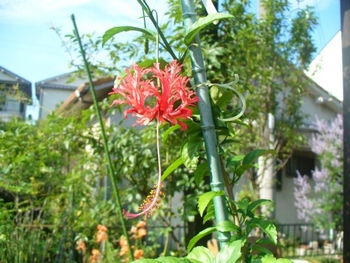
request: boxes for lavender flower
[293,114,343,230]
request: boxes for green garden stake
[71,14,134,261]
[180,0,231,249]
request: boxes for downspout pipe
[180,0,231,249]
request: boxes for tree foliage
[0,104,193,261]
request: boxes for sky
[0,0,341,119]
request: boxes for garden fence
[148,223,343,258]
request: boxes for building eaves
[56,77,114,116]
[0,66,32,100]
[35,72,87,100]
[305,75,342,114]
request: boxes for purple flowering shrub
[294,114,343,230]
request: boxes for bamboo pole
[180,0,231,249]
[71,15,134,261]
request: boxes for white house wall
[40,88,72,119]
[300,95,340,125]
[306,31,343,101]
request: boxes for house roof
[35,72,90,101]
[55,76,114,116]
[0,66,32,100]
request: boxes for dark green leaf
[203,203,215,224]
[162,124,180,143]
[156,257,195,263]
[235,163,254,177]
[259,254,293,263]
[252,244,274,255]
[215,240,242,263]
[133,258,196,263]
[161,157,183,181]
[248,219,277,244]
[187,227,217,251]
[138,58,168,69]
[247,199,272,213]
[103,26,155,46]
[242,149,276,166]
[181,139,202,169]
[235,198,250,217]
[132,259,159,263]
[215,220,239,232]
[194,162,208,185]
[198,190,225,217]
[184,13,234,45]
[186,246,215,263]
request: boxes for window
[285,152,315,178]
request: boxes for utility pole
[341,0,350,261]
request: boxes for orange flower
[97,224,107,232]
[119,236,129,257]
[96,224,108,243]
[136,221,146,228]
[137,227,147,239]
[90,249,101,263]
[129,226,137,235]
[96,231,107,243]
[75,240,86,252]
[134,249,144,259]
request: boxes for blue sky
[0,0,340,118]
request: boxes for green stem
[137,0,178,60]
[180,0,231,249]
[71,14,134,262]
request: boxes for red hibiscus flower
[109,60,198,130]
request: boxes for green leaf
[198,190,225,217]
[235,198,250,217]
[132,257,196,263]
[247,199,273,213]
[138,58,168,69]
[132,259,159,263]
[258,254,293,263]
[215,220,239,232]
[242,149,276,166]
[252,244,274,255]
[203,203,215,224]
[103,26,155,46]
[235,164,254,177]
[215,240,242,263]
[114,71,128,88]
[186,246,215,263]
[156,257,195,263]
[133,258,196,263]
[248,219,277,244]
[184,13,234,45]
[181,139,202,169]
[114,59,169,89]
[162,124,180,143]
[187,227,217,251]
[194,162,208,185]
[161,157,183,181]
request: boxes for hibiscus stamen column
[180,0,231,249]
